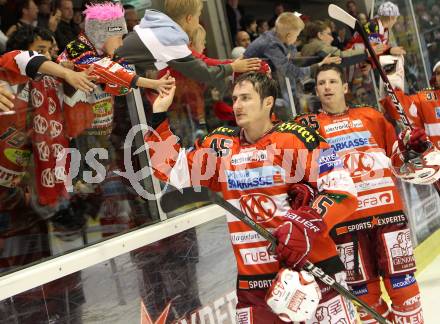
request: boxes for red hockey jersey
[146,118,357,280]
[296,107,408,237]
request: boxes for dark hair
[6,25,53,51]
[257,19,268,27]
[315,64,346,83]
[123,4,135,10]
[16,0,33,20]
[241,15,256,29]
[346,0,356,7]
[304,20,332,41]
[233,72,278,110]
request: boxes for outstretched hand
[153,85,176,113]
[154,71,175,96]
[0,84,15,113]
[319,53,342,66]
[64,65,97,93]
[231,56,262,73]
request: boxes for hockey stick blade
[160,187,390,324]
[159,187,211,213]
[328,4,356,29]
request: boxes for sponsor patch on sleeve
[318,147,343,174]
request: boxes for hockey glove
[287,183,317,210]
[273,206,325,269]
[266,268,321,322]
[397,127,428,154]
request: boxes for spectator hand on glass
[318,53,342,66]
[231,56,262,73]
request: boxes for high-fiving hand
[0,84,14,113]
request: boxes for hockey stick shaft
[328,4,440,195]
[328,4,412,129]
[160,187,390,324]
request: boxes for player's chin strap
[160,187,391,324]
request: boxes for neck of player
[243,120,274,143]
[322,101,348,115]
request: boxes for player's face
[232,80,272,129]
[103,35,123,57]
[315,69,348,111]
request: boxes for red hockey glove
[273,206,325,269]
[397,127,428,154]
[287,183,317,210]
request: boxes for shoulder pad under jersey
[206,126,240,137]
[200,126,240,145]
[294,112,311,118]
[418,88,438,101]
[274,121,324,150]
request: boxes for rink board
[0,212,238,324]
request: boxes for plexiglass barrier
[0,216,237,324]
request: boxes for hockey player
[378,59,440,185]
[403,62,440,149]
[295,64,424,323]
[145,72,359,323]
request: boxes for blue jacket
[244,31,313,96]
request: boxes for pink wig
[83,2,124,21]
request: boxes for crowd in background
[0,0,438,259]
[0,0,439,322]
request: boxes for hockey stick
[328,4,413,129]
[160,187,390,324]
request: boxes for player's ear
[343,82,349,94]
[263,96,274,110]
